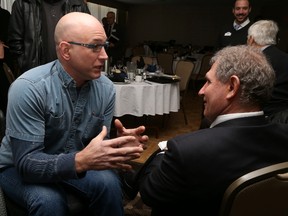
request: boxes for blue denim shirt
[0,60,115,181]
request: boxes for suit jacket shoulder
[140,115,288,216]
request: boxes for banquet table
[113,80,180,117]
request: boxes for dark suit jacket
[139,115,288,216]
[105,23,123,65]
[263,45,288,116]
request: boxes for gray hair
[211,45,275,107]
[248,20,279,45]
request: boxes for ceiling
[111,0,284,6]
[115,0,191,3]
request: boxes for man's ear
[226,75,240,99]
[58,41,71,60]
[247,35,255,46]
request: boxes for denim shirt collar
[55,60,92,89]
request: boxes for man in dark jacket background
[104,11,123,67]
[247,19,288,123]
[8,0,90,76]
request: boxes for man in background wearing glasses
[0,12,148,216]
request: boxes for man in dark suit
[105,11,123,66]
[122,45,288,215]
[218,0,252,48]
[247,19,288,123]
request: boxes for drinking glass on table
[127,61,136,82]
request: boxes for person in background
[198,0,253,128]
[218,0,252,48]
[7,0,90,75]
[0,3,12,114]
[102,16,108,28]
[247,20,288,123]
[0,12,148,216]
[105,11,123,66]
[122,45,288,215]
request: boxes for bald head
[54,12,105,44]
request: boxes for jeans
[0,167,124,216]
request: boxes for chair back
[175,60,194,93]
[196,53,212,80]
[142,56,154,65]
[219,161,288,216]
[132,46,145,56]
[190,53,212,87]
[131,56,154,67]
[174,60,194,125]
[156,52,174,75]
[3,63,15,84]
[131,56,141,65]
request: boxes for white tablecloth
[114,81,180,117]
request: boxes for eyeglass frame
[67,41,109,52]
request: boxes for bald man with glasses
[0,12,148,216]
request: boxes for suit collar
[211,111,264,128]
[212,115,268,128]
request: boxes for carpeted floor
[121,86,204,215]
[124,193,152,216]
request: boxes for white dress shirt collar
[233,18,250,30]
[210,111,264,128]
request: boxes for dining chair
[131,55,141,65]
[190,53,212,90]
[143,56,154,65]
[0,109,88,216]
[174,60,194,124]
[219,161,288,216]
[132,46,145,56]
[156,52,174,75]
[2,63,15,84]
[131,56,154,67]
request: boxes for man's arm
[7,0,25,70]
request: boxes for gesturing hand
[75,126,144,172]
[114,119,149,149]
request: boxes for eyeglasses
[68,41,109,52]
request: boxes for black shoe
[121,170,139,200]
[121,148,162,200]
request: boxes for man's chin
[91,72,101,80]
[236,17,246,22]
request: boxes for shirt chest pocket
[82,114,105,145]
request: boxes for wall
[125,3,288,51]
